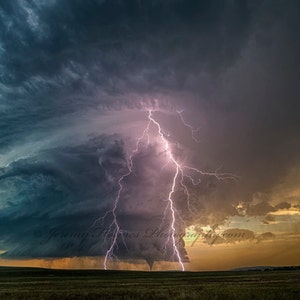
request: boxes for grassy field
[0,267,299,299]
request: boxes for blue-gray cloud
[0,0,300,266]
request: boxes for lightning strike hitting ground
[100,109,238,271]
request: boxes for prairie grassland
[0,267,299,299]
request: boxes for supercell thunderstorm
[1,0,299,272]
[97,107,237,270]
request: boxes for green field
[0,267,299,299]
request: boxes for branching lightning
[176,109,201,143]
[99,108,238,271]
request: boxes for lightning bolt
[177,109,200,143]
[99,109,238,271]
[102,119,151,270]
[148,111,185,270]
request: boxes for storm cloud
[0,0,299,268]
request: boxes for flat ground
[0,267,299,299]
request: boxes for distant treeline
[232,266,300,272]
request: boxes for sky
[0,0,299,271]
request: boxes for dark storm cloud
[0,0,258,106]
[247,200,291,216]
[0,135,190,263]
[0,135,123,256]
[0,0,300,264]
